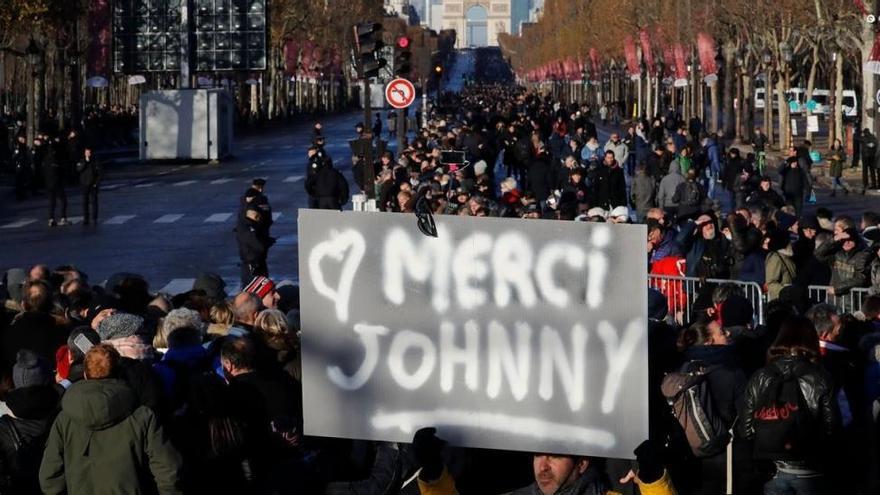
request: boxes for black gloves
[412,427,445,481]
[634,439,663,484]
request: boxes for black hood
[5,384,60,420]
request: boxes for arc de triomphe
[440,1,510,48]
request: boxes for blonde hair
[254,309,292,350]
[207,302,235,338]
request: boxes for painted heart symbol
[307,229,366,323]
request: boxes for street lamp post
[25,40,41,148]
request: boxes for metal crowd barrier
[807,286,872,314]
[648,274,766,325]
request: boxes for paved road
[0,112,365,294]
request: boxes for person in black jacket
[42,135,68,227]
[305,159,349,210]
[526,146,553,204]
[11,134,30,200]
[741,316,839,495]
[779,148,810,216]
[236,207,272,287]
[676,318,747,495]
[76,147,101,225]
[0,350,61,495]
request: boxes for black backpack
[682,181,702,206]
[661,362,731,458]
[752,369,818,461]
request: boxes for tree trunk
[710,80,719,133]
[862,22,876,136]
[804,44,818,142]
[742,73,753,139]
[776,69,790,150]
[735,68,743,142]
[834,52,844,143]
[765,68,774,147]
[722,40,736,137]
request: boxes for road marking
[210,178,233,184]
[1,218,36,229]
[283,175,304,183]
[134,182,156,188]
[205,212,234,223]
[68,216,84,225]
[101,183,124,190]
[104,215,136,225]
[172,180,197,186]
[158,278,196,295]
[272,212,282,221]
[154,214,184,224]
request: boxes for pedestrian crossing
[0,211,288,229]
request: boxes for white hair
[162,308,206,338]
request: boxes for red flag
[866,31,880,74]
[624,36,640,78]
[697,32,718,83]
[640,30,655,76]
[283,39,301,75]
[673,43,689,87]
[855,0,869,15]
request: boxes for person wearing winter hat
[39,344,183,495]
[609,205,631,224]
[191,272,227,304]
[97,312,155,362]
[243,275,280,310]
[0,350,62,494]
[816,226,872,296]
[3,267,27,314]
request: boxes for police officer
[239,178,273,239]
[76,146,102,225]
[236,206,272,287]
[12,134,30,200]
[305,155,350,210]
[42,134,69,226]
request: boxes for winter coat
[704,139,722,175]
[746,188,785,210]
[672,180,706,220]
[76,157,102,187]
[683,345,746,429]
[39,379,183,495]
[608,164,627,208]
[861,132,877,164]
[0,385,60,495]
[741,356,838,467]
[657,162,685,209]
[765,249,797,301]
[604,139,629,165]
[527,156,554,202]
[779,161,810,200]
[871,257,880,295]
[306,163,349,209]
[41,145,63,189]
[631,172,656,215]
[815,240,872,294]
[676,221,733,279]
[580,142,602,164]
[828,148,847,178]
[236,217,269,264]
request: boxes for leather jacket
[740,355,839,446]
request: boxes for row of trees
[0,0,386,136]
[499,0,875,149]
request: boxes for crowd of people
[3,82,880,494]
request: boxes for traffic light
[354,22,385,79]
[394,36,411,77]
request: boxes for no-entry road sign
[385,78,416,109]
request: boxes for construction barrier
[648,275,766,325]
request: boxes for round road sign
[385,78,416,109]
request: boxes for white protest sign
[807,115,819,133]
[297,210,649,459]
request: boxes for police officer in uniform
[236,206,273,287]
[77,146,102,225]
[305,154,350,210]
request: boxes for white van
[804,89,858,118]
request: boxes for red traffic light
[397,36,410,49]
